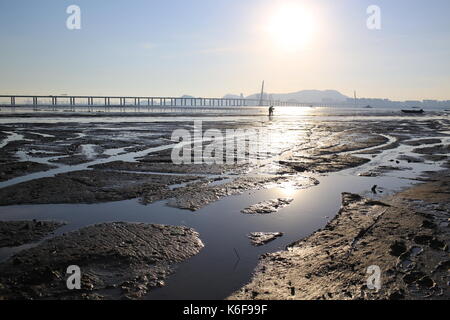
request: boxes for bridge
[0,94,310,112]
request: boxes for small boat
[364,105,372,108]
[401,109,424,114]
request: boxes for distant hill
[223,94,242,99]
[244,90,349,103]
[223,93,245,99]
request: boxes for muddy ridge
[0,220,65,248]
[0,222,204,300]
[0,161,56,182]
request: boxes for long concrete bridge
[0,94,311,112]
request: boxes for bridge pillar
[32,97,37,111]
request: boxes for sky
[0,0,449,100]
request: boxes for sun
[267,3,316,52]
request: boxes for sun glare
[267,3,316,52]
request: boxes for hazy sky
[1,0,449,100]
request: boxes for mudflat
[229,170,450,300]
[0,111,448,299]
[0,222,204,299]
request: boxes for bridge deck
[0,94,309,111]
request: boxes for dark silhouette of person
[269,106,274,116]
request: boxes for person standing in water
[269,106,274,116]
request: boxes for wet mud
[0,170,200,206]
[0,113,449,300]
[165,175,292,211]
[229,171,450,300]
[248,232,284,246]
[0,222,203,300]
[0,220,65,248]
[90,160,243,175]
[279,154,370,173]
[0,161,56,182]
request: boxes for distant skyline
[1,0,449,100]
